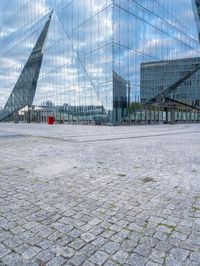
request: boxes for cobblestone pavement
[0,123,200,266]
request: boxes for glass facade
[0,0,200,124]
[140,57,200,106]
[193,0,200,42]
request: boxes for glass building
[140,57,200,106]
[193,0,200,42]
[0,0,200,124]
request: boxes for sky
[0,0,200,110]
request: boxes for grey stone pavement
[0,123,200,266]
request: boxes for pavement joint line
[0,134,26,139]
[8,129,200,143]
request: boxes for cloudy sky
[0,0,200,110]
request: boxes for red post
[48,116,54,125]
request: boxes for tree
[128,102,142,112]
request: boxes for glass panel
[0,0,200,123]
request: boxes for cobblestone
[1,123,200,265]
[1,252,22,265]
[170,247,190,262]
[127,253,148,265]
[134,243,152,257]
[36,250,54,264]
[46,255,66,266]
[70,253,87,266]
[81,233,96,243]
[69,238,86,250]
[112,250,129,264]
[21,246,41,260]
[89,250,109,265]
[101,241,120,255]
[190,252,200,262]
[0,244,10,258]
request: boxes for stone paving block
[188,234,200,246]
[58,217,74,224]
[23,221,40,230]
[168,237,181,247]
[1,252,22,265]
[18,231,35,242]
[127,253,148,266]
[171,231,188,241]
[121,240,138,252]
[14,244,31,255]
[26,235,42,246]
[165,255,183,266]
[89,226,104,236]
[104,259,120,266]
[56,235,74,246]
[101,230,116,239]
[112,250,129,264]
[70,253,87,266]
[109,224,123,232]
[21,246,41,260]
[50,244,65,256]
[149,248,165,264]
[51,222,73,234]
[82,261,94,266]
[36,250,54,264]
[46,255,66,266]
[139,236,159,248]
[134,244,152,257]
[37,227,55,238]
[146,261,161,266]
[3,236,23,249]
[0,244,10,259]
[92,236,107,247]
[185,260,200,266]
[100,241,120,254]
[47,231,62,241]
[155,241,173,252]
[38,239,53,250]
[81,232,96,243]
[88,218,102,226]
[153,231,168,242]
[190,252,200,262]
[62,210,76,217]
[20,259,39,266]
[68,229,83,238]
[0,230,12,242]
[10,226,26,235]
[69,238,86,250]
[89,250,109,265]
[61,247,75,259]
[79,243,97,257]
[170,247,190,262]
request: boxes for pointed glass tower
[0,11,53,121]
[193,0,200,42]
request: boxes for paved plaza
[0,123,200,266]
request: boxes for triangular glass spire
[0,11,53,121]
